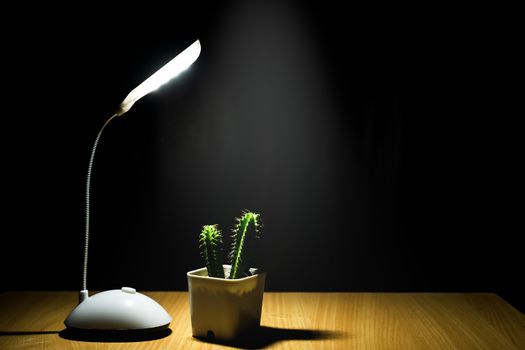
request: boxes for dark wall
[3,2,522,312]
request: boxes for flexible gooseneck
[81,113,119,302]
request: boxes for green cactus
[198,210,262,279]
[199,225,225,278]
[228,211,262,279]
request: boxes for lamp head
[116,39,201,116]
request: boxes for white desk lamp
[65,40,201,332]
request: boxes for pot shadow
[59,327,172,342]
[194,326,346,349]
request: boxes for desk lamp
[64,39,201,332]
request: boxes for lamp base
[64,287,172,331]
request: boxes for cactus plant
[199,225,225,278]
[229,211,261,279]
[198,210,262,279]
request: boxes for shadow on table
[0,331,60,336]
[193,326,346,349]
[59,327,172,342]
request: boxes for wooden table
[1,291,524,349]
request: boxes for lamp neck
[82,113,119,293]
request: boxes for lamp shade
[117,39,201,116]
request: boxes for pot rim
[187,265,264,282]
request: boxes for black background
[2,2,522,312]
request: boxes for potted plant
[187,210,265,341]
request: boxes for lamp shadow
[59,327,172,342]
[194,326,346,349]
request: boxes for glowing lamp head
[116,39,201,116]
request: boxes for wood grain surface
[1,291,524,349]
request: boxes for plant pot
[187,264,266,341]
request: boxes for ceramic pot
[187,265,265,340]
